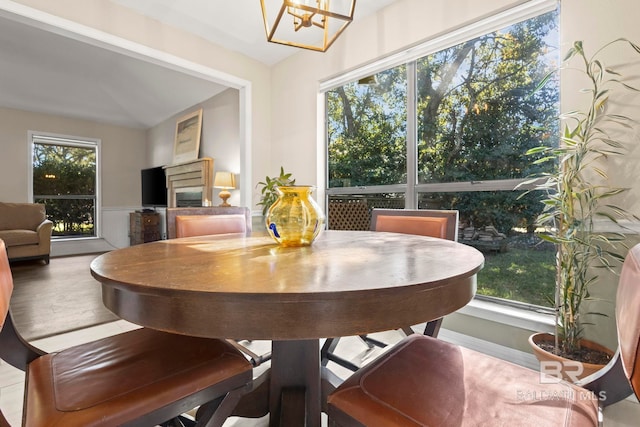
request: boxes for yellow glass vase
[266,186,325,246]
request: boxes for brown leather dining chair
[327,243,640,426]
[372,209,459,333]
[0,239,253,427]
[166,206,272,367]
[322,208,459,372]
[166,206,252,239]
[371,208,458,241]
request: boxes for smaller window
[31,133,100,239]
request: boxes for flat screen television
[141,166,167,208]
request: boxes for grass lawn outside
[472,239,556,308]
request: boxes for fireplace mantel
[164,158,214,208]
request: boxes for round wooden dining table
[90,230,484,427]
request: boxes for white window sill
[440,298,554,371]
[456,297,555,334]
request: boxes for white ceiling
[0,1,398,129]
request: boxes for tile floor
[0,321,638,426]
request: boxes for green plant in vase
[256,166,296,216]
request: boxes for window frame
[28,131,102,240]
[319,0,558,313]
[322,0,557,204]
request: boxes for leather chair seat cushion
[328,334,599,427]
[0,230,39,247]
[24,328,252,426]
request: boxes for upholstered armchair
[0,202,53,264]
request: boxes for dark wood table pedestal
[231,340,344,427]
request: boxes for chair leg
[359,334,387,348]
[422,318,443,338]
[321,338,339,367]
[196,386,250,427]
[400,318,442,339]
[161,417,192,427]
[321,318,443,374]
[321,338,360,372]
[400,326,415,336]
[226,339,271,367]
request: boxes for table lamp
[213,171,236,207]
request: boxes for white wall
[266,0,640,213]
[559,0,640,351]
[147,88,242,207]
[8,0,272,213]
[1,0,271,252]
[0,106,147,254]
[268,0,531,186]
[0,107,147,205]
[10,0,640,220]
[560,0,640,215]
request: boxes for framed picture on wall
[172,108,203,164]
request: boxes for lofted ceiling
[0,1,398,129]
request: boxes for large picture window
[325,6,559,308]
[31,133,100,239]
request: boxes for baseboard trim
[51,237,117,257]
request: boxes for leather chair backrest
[0,240,14,330]
[176,214,247,238]
[371,209,459,241]
[166,206,251,239]
[616,243,640,397]
[375,215,448,239]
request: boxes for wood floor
[10,253,118,340]
[1,255,639,426]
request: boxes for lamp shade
[260,0,356,52]
[214,171,236,189]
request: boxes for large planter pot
[528,332,613,382]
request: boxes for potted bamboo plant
[525,39,640,380]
